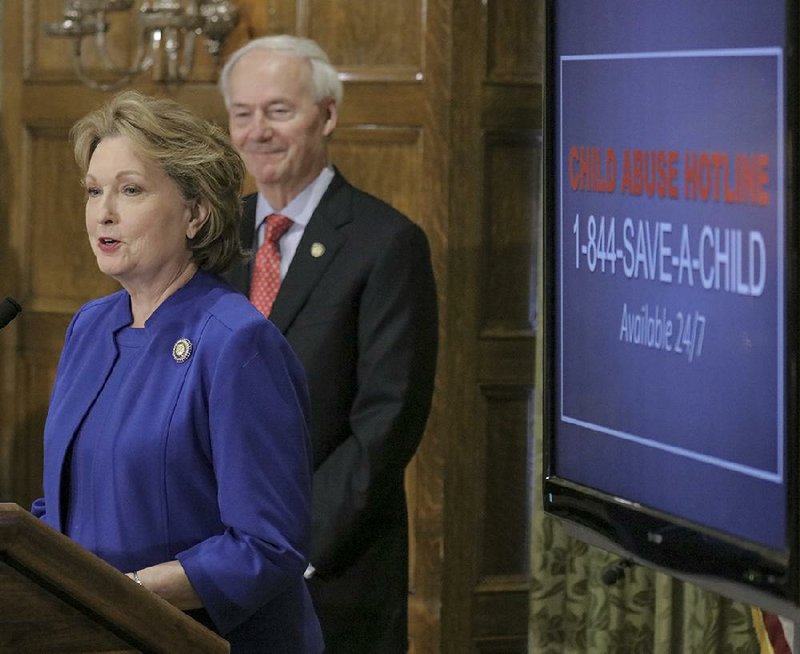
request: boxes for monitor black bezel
[541,0,800,614]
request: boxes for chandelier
[44,1,240,91]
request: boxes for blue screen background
[553,0,787,550]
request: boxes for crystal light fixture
[44,0,240,90]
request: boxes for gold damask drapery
[529,251,759,654]
[529,516,759,653]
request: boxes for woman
[31,91,323,653]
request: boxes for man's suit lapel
[269,173,352,332]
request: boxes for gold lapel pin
[172,337,193,363]
[310,242,326,258]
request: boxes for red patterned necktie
[250,213,293,317]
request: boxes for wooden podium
[0,503,229,653]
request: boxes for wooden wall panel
[24,2,77,79]
[479,384,532,579]
[329,127,422,224]
[466,382,533,653]
[472,588,529,650]
[486,0,543,84]
[445,0,540,652]
[304,0,424,79]
[26,128,117,311]
[482,131,541,336]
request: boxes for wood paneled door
[0,1,542,651]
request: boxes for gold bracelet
[132,570,144,586]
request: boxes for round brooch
[172,337,193,363]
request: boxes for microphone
[0,297,22,330]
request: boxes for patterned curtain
[530,246,759,654]
[529,512,759,653]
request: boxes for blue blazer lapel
[48,296,130,530]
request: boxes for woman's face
[84,136,201,294]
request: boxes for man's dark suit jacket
[226,170,438,653]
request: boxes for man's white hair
[219,34,343,108]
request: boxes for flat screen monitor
[542,0,800,616]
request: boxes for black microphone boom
[0,297,22,330]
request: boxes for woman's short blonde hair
[71,90,246,273]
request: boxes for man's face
[226,50,337,207]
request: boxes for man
[219,35,438,653]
